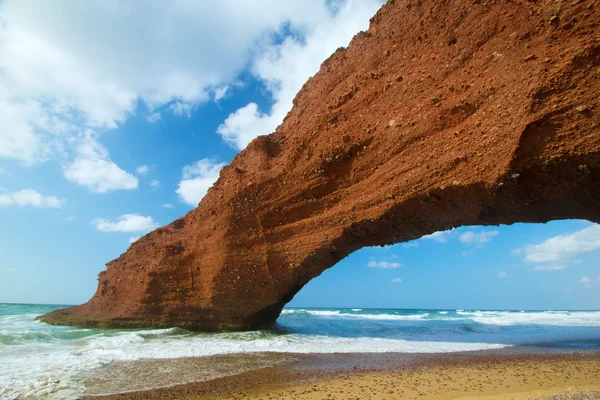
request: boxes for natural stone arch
[40,0,600,331]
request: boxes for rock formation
[40,0,600,331]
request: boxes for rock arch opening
[285,221,600,313]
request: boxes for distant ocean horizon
[4,301,600,311]
[2,303,600,399]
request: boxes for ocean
[1,303,600,399]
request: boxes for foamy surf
[2,304,600,399]
[282,308,600,326]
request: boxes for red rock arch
[40,0,600,331]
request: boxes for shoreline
[83,349,600,400]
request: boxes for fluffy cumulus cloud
[92,213,159,233]
[391,278,402,283]
[459,230,498,244]
[522,224,600,264]
[0,189,64,208]
[0,0,380,163]
[0,0,380,192]
[177,158,226,206]
[368,261,401,269]
[217,0,382,149]
[218,103,270,149]
[63,133,138,193]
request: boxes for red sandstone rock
[40,0,600,331]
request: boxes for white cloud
[391,278,402,283]
[150,179,160,191]
[459,230,498,244]
[218,103,271,149]
[63,133,138,193]
[65,216,74,221]
[217,0,381,150]
[213,86,228,101]
[368,261,401,269]
[146,112,162,123]
[580,276,591,287]
[161,203,174,209]
[421,230,452,243]
[533,265,565,271]
[177,158,226,206]
[523,224,600,263]
[0,189,64,208]
[129,236,140,244]
[92,213,159,233]
[136,165,150,176]
[0,0,379,174]
[169,101,193,118]
[497,271,507,279]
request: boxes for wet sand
[85,351,600,400]
[215,354,600,400]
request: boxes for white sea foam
[455,311,600,326]
[0,312,509,400]
[305,310,342,317]
[283,309,431,321]
[343,313,431,321]
[3,308,600,399]
[281,309,600,325]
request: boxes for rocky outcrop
[40,0,600,331]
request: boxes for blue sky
[0,0,599,310]
[290,221,600,310]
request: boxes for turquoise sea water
[1,303,600,399]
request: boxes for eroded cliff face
[40,0,600,331]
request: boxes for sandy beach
[85,351,600,400]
